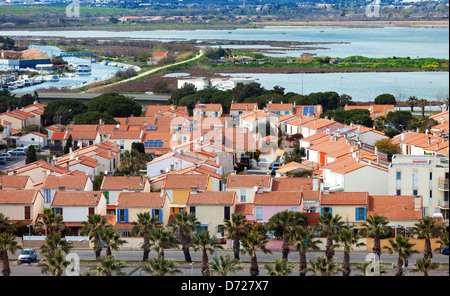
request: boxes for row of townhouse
[0,175,425,239]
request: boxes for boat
[16,80,24,88]
[77,64,92,75]
[24,78,33,86]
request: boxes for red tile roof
[116,192,166,208]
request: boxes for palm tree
[131,212,159,261]
[223,213,252,261]
[305,256,341,276]
[383,235,419,276]
[81,214,109,260]
[38,248,71,276]
[315,212,345,262]
[85,255,128,276]
[417,98,429,117]
[40,233,73,258]
[356,260,388,276]
[240,231,272,276]
[141,257,182,276]
[406,96,418,113]
[209,254,243,276]
[149,227,179,260]
[363,214,390,260]
[264,258,295,276]
[434,231,449,254]
[412,216,443,260]
[190,231,223,276]
[100,227,126,257]
[0,232,22,276]
[120,149,145,175]
[410,257,440,276]
[266,211,298,261]
[35,211,66,236]
[290,225,321,276]
[0,213,13,260]
[334,227,365,276]
[168,211,200,262]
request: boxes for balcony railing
[438,178,449,191]
[438,200,449,209]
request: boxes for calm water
[1,26,448,58]
[2,26,448,100]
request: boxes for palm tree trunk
[250,255,259,276]
[342,250,351,276]
[396,256,403,276]
[181,233,192,262]
[2,252,10,276]
[281,232,289,260]
[325,233,334,262]
[233,233,240,260]
[143,236,150,261]
[299,250,307,276]
[424,238,433,259]
[106,246,112,257]
[202,250,210,276]
[159,249,164,260]
[373,231,381,260]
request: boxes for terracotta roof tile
[51,191,103,206]
[0,189,40,204]
[0,175,31,188]
[116,192,166,208]
[226,174,271,188]
[320,191,368,205]
[368,195,422,220]
[101,176,147,191]
[164,174,209,189]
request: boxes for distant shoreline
[0,20,448,32]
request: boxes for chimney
[66,161,70,173]
[312,178,319,191]
[94,193,98,205]
[13,170,17,175]
[401,133,405,141]
[123,187,129,192]
[108,148,112,157]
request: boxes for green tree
[209,254,243,276]
[74,111,119,125]
[25,145,37,164]
[264,258,295,276]
[334,227,365,276]
[100,227,126,257]
[39,233,72,259]
[374,138,401,161]
[0,213,13,260]
[64,134,73,154]
[37,248,71,276]
[383,235,419,276]
[223,213,252,261]
[406,96,418,113]
[131,212,160,261]
[43,99,87,125]
[190,231,224,276]
[412,217,443,260]
[240,231,272,276]
[290,225,321,276]
[410,258,440,276]
[92,174,105,191]
[87,93,143,117]
[153,81,170,93]
[416,98,429,117]
[148,227,179,260]
[141,257,182,276]
[363,214,391,260]
[81,214,109,260]
[85,255,128,276]
[374,93,396,105]
[0,232,22,276]
[305,256,341,276]
[315,212,345,262]
[434,231,449,254]
[169,211,200,262]
[120,149,146,175]
[386,110,412,130]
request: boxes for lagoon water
[3,26,448,100]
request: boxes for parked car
[0,153,12,161]
[18,248,37,263]
[8,147,28,155]
[257,157,269,167]
[269,162,281,170]
[0,159,6,165]
[442,247,449,255]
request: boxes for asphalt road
[0,154,26,172]
[6,249,449,276]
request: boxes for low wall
[365,237,442,252]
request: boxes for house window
[429,190,433,203]
[256,207,263,220]
[43,189,51,203]
[355,207,367,221]
[396,189,401,196]
[117,209,127,223]
[120,140,124,150]
[412,171,418,188]
[396,171,401,187]
[153,209,160,219]
[224,206,230,220]
[89,207,95,216]
[190,206,196,215]
[196,224,208,234]
[24,206,31,220]
[321,207,332,215]
[413,189,418,196]
[429,172,433,187]
[291,207,297,212]
[54,208,63,216]
[240,189,246,202]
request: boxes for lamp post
[190,262,195,276]
[27,224,32,250]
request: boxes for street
[6,249,449,276]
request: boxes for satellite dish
[104,170,108,175]
[350,148,354,153]
[253,185,258,192]
[46,170,51,175]
[352,152,356,158]
[200,136,204,142]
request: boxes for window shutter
[151,209,155,218]
[159,211,163,223]
[355,208,359,221]
[60,208,63,217]
[363,208,367,220]
[24,206,30,220]
[321,207,324,215]
[125,209,128,223]
[116,209,120,223]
